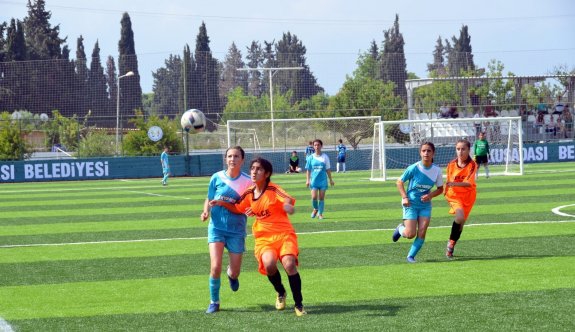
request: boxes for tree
[23,0,66,60]
[427,36,446,76]
[75,35,89,115]
[274,32,323,103]
[88,40,110,125]
[118,12,143,124]
[355,41,380,81]
[105,55,118,121]
[122,110,183,156]
[380,14,408,101]
[219,42,248,103]
[0,112,32,160]
[152,54,182,116]
[446,25,475,76]
[182,44,197,113]
[193,22,220,129]
[246,41,264,97]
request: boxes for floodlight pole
[238,67,303,150]
[115,71,134,156]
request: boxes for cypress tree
[88,40,110,125]
[118,12,143,124]
[219,42,248,103]
[246,41,263,97]
[194,22,220,129]
[380,14,407,101]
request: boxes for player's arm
[327,169,335,186]
[200,198,210,222]
[396,179,409,206]
[209,199,243,214]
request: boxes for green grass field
[0,163,574,331]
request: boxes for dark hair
[225,146,245,159]
[313,139,323,146]
[338,139,343,143]
[420,141,435,152]
[456,139,473,163]
[250,157,273,184]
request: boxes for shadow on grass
[425,253,557,263]
[226,302,403,317]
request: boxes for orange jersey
[236,181,296,238]
[445,158,477,219]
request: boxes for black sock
[288,273,303,307]
[450,221,463,242]
[267,270,286,296]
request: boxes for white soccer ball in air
[180,109,206,133]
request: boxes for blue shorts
[403,204,432,220]
[310,184,328,191]
[208,228,246,254]
[337,155,345,163]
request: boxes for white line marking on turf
[126,190,191,200]
[0,219,573,249]
[0,318,15,332]
[551,204,575,218]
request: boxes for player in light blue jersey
[305,139,334,220]
[393,142,444,263]
[201,146,252,314]
[160,146,170,186]
[336,139,347,173]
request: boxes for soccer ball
[180,109,206,133]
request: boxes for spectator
[553,96,565,115]
[287,151,300,174]
[560,108,573,138]
[546,115,558,137]
[534,112,545,134]
[470,92,480,115]
[439,102,450,118]
[536,97,548,114]
[305,141,314,159]
[483,101,498,117]
[448,104,459,118]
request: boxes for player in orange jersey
[444,139,478,258]
[210,157,307,316]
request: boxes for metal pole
[269,70,275,150]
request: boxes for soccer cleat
[406,256,416,263]
[275,293,287,310]
[318,214,324,220]
[205,302,220,314]
[392,223,402,242]
[310,209,318,218]
[227,266,239,292]
[446,240,455,258]
[295,305,307,316]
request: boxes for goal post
[227,116,381,171]
[370,116,524,181]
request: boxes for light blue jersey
[207,170,252,236]
[400,161,443,209]
[160,151,170,171]
[306,153,331,190]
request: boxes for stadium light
[237,67,303,150]
[115,71,134,156]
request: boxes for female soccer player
[393,142,444,263]
[444,139,478,258]
[211,157,307,316]
[473,131,490,179]
[200,146,252,314]
[305,139,334,220]
[160,146,170,186]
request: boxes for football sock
[343,164,346,172]
[267,270,286,296]
[288,273,303,307]
[337,164,340,172]
[398,224,406,237]
[209,276,220,303]
[449,221,463,242]
[485,166,490,177]
[318,200,325,214]
[312,200,319,210]
[408,237,425,258]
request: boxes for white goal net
[370,116,524,181]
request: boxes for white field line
[126,190,191,200]
[0,219,573,249]
[551,204,575,217]
[0,318,14,332]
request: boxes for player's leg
[279,233,305,316]
[394,204,418,242]
[336,162,340,173]
[447,208,466,258]
[407,216,430,262]
[262,249,287,310]
[317,189,326,219]
[310,188,319,218]
[207,241,225,313]
[226,235,245,292]
[484,160,490,178]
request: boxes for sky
[2,0,575,95]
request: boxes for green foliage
[42,110,80,151]
[122,110,183,156]
[77,131,115,157]
[0,112,31,160]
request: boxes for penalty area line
[0,219,573,249]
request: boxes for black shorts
[475,155,488,165]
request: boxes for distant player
[393,142,444,263]
[444,139,478,258]
[287,151,300,173]
[160,146,170,186]
[305,139,334,220]
[473,132,490,179]
[336,139,347,173]
[211,158,307,316]
[305,141,315,160]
